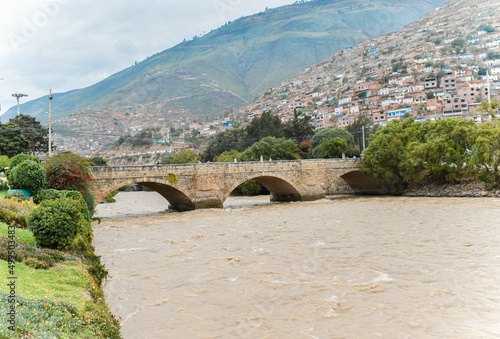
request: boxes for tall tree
[0,123,29,157]
[361,118,421,187]
[476,98,500,119]
[282,109,315,143]
[244,110,283,147]
[346,114,376,152]
[8,114,55,155]
[310,127,359,158]
[468,120,500,187]
[201,128,247,162]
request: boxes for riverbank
[0,221,121,338]
[403,178,500,198]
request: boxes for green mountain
[4,0,445,123]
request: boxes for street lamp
[48,89,53,157]
[12,93,28,115]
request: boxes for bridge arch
[96,178,195,212]
[224,174,302,204]
[340,170,388,195]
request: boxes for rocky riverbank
[403,179,500,198]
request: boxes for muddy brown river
[93,192,500,338]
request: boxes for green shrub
[0,207,28,228]
[8,160,46,195]
[83,187,96,218]
[8,153,39,169]
[43,152,92,195]
[0,237,66,269]
[0,199,36,229]
[28,198,81,249]
[0,180,9,191]
[33,190,93,248]
[33,188,64,203]
[103,190,118,203]
[0,155,10,171]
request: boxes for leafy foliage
[89,156,108,166]
[362,118,423,186]
[468,120,500,187]
[44,152,93,196]
[360,117,500,189]
[239,137,299,161]
[316,137,349,158]
[310,127,358,158]
[8,160,47,195]
[115,127,162,148]
[0,236,67,269]
[28,198,81,249]
[0,199,36,228]
[346,114,377,151]
[6,154,39,179]
[0,292,121,338]
[282,109,315,143]
[215,150,241,163]
[0,123,29,157]
[245,111,284,146]
[201,128,248,162]
[0,155,10,171]
[161,150,200,164]
[476,98,500,118]
[8,114,55,155]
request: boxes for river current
[93,192,500,338]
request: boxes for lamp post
[12,93,28,115]
[48,89,53,157]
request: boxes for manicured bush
[8,153,39,169]
[28,198,81,249]
[8,160,46,195]
[33,189,93,247]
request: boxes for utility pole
[48,89,53,157]
[362,125,366,152]
[487,70,491,104]
[12,93,28,115]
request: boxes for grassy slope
[0,223,121,338]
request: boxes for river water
[93,192,500,338]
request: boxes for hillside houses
[238,0,500,130]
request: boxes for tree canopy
[0,115,54,156]
[10,115,55,155]
[238,137,299,161]
[361,117,500,190]
[161,150,200,164]
[202,110,314,162]
[309,127,358,158]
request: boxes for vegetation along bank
[0,152,121,338]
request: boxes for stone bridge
[89,159,385,211]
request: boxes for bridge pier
[192,199,224,210]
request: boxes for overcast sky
[0,0,295,116]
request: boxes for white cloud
[0,0,294,115]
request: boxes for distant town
[52,0,500,161]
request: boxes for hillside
[4,0,444,124]
[241,0,500,130]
